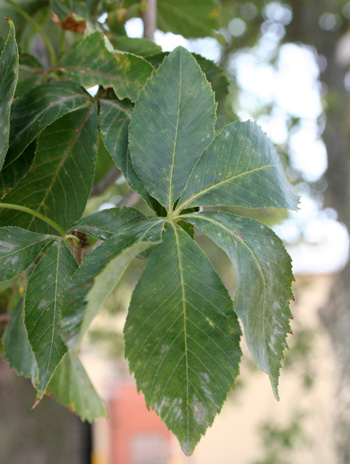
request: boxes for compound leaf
[185,211,294,398]
[48,354,108,422]
[25,240,78,397]
[178,121,299,211]
[0,19,19,170]
[124,224,241,454]
[129,46,216,209]
[0,226,55,281]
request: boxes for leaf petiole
[0,203,65,235]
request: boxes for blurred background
[0,0,349,463]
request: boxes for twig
[143,0,157,41]
[90,166,122,196]
[0,313,11,324]
[118,191,141,207]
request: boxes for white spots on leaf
[200,372,210,383]
[205,316,215,328]
[39,299,46,308]
[193,398,205,424]
[272,301,281,310]
[0,240,15,252]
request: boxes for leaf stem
[4,0,57,66]
[0,203,65,235]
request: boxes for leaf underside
[125,224,241,455]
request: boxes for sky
[122,17,349,274]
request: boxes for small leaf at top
[0,19,19,170]
[178,121,299,212]
[0,226,55,281]
[185,211,294,398]
[4,81,91,167]
[124,224,241,454]
[129,46,216,209]
[48,354,108,422]
[0,105,98,233]
[157,0,219,38]
[54,31,153,102]
[25,240,78,397]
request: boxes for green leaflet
[4,299,38,382]
[112,36,162,57]
[60,218,164,351]
[157,0,219,38]
[0,141,36,197]
[178,121,299,212]
[0,105,98,233]
[4,81,90,167]
[25,240,78,397]
[184,211,294,398]
[0,19,19,170]
[0,226,54,281]
[124,224,241,455]
[48,354,108,422]
[69,206,146,240]
[148,52,229,112]
[98,97,166,214]
[55,31,153,102]
[129,46,216,209]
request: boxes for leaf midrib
[171,223,190,446]
[178,164,276,211]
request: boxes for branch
[118,191,141,207]
[90,166,122,196]
[143,0,157,41]
[0,313,11,324]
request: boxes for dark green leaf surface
[98,98,166,214]
[0,226,54,281]
[25,240,78,396]
[178,121,299,212]
[124,224,241,454]
[157,0,219,38]
[185,211,294,398]
[0,19,19,170]
[0,141,36,196]
[0,105,98,233]
[4,299,38,381]
[55,31,153,102]
[48,354,108,422]
[5,81,90,166]
[61,218,164,350]
[129,46,216,209]
[69,206,145,240]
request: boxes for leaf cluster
[0,2,298,454]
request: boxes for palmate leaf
[0,19,19,170]
[0,226,55,281]
[54,31,153,102]
[61,217,164,351]
[0,105,98,233]
[48,354,108,422]
[124,224,241,455]
[25,240,78,397]
[184,211,294,398]
[129,46,216,209]
[157,0,219,38]
[4,81,91,167]
[178,121,299,212]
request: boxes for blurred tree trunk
[286,2,350,462]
